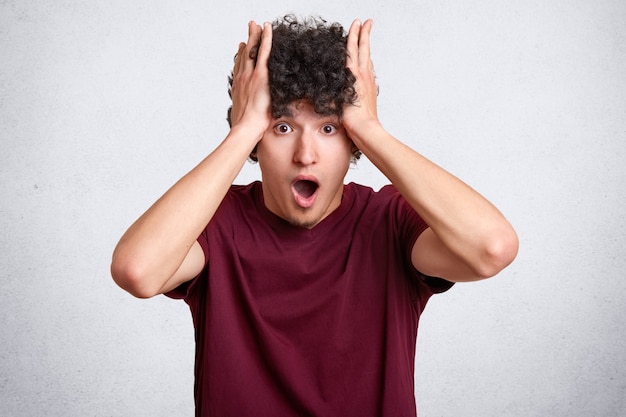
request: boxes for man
[111,15,518,417]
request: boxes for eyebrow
[274,113,340,123]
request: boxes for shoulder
[344,182,400,205]
[342,183,415,221]
[217,182,261,213]
[226,181,260,201]
[342,183,423,236]
[347,183,413,215]
[347,182,405,201]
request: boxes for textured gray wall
[1,0,625,416]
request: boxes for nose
[293,130,318,165]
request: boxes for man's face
[256,100,353,229]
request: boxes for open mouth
[292,178,319,208]
[293,180,318,198]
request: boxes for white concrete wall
[1,0,624,415]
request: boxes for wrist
[346,118,385,150]
[229,120,268,146]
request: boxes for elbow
[111,256,160,299]
[474,228,519,279]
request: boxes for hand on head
[227,18,379,148]
[343,19,380,140]
[229,21,273,136]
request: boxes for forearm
[111,125,259,296]
[353,121,517,275]
[112,20,274,297]
[343,19,516,279]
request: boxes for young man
[111,15,518,417]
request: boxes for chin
[289,218,318,230]
[286,212,321,230]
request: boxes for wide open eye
[321,124,337,135]
[273,122,293,134]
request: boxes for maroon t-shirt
[167,182,453,417]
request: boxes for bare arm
[111,22,273,297]
[343,20,518,282]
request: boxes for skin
[257,101,353,229]
[111,19,519,299]
[343,20,518,281]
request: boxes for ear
[350,143,362,163]
[249,145,259,162]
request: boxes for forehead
[276,100,340,122]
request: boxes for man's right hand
[229,21,273,141]
[111,21,274,298]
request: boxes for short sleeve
[382,185,454,295]
[163,232,209,301]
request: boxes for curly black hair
[227,15,360,162]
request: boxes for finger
[346,19,361,68]
[233,42,245,75]
[255,22,273,70]
[243,21,262,70]
[358,19,373,69]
